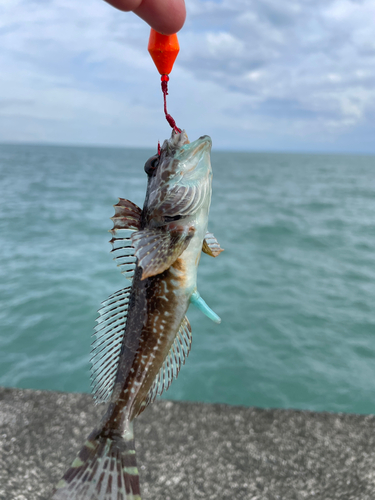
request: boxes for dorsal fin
[111,198,142,231]
[109,198,141,281]
[90,286,131,403]
[136,316,192,416]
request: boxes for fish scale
[51,130,223,500]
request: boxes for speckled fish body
[51,130,223,500]
[106,131,213,423]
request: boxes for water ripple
[1,145,375,413]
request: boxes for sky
[1,0,375,153]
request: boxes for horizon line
[1,140,375,158]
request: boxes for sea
[0,143,374,415]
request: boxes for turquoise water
[1,143,375,414]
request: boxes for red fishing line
[161,75,181,134]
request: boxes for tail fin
[51,422,141,500]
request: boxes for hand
[104,0,186,35]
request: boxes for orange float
[148,29,180,76]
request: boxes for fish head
[143,130,213,224]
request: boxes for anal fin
[136,316,192,416]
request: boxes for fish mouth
[165,131,212,154]
[170,134,212,179]
[190,135,212,156]
[158,131,212,181]
[175,133,212,160]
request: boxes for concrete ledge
[1,387,375,500]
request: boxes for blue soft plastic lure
[190,289,221,324]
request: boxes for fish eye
[144,155,159,175]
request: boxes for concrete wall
[1,387,375,500]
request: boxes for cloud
[179,0,375,143]
[1,0,375,151]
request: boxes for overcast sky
[1,0,375,152]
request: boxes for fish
[51,130,223,500]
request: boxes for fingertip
[104,0,143,12]
[164,0,186,34]
[135,0,186,35]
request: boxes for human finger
[104,0,186,34]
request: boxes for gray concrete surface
[1,387,375,500]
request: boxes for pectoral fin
[190,290,221,324]
[132,224,195,280]
[202,231,224,257]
